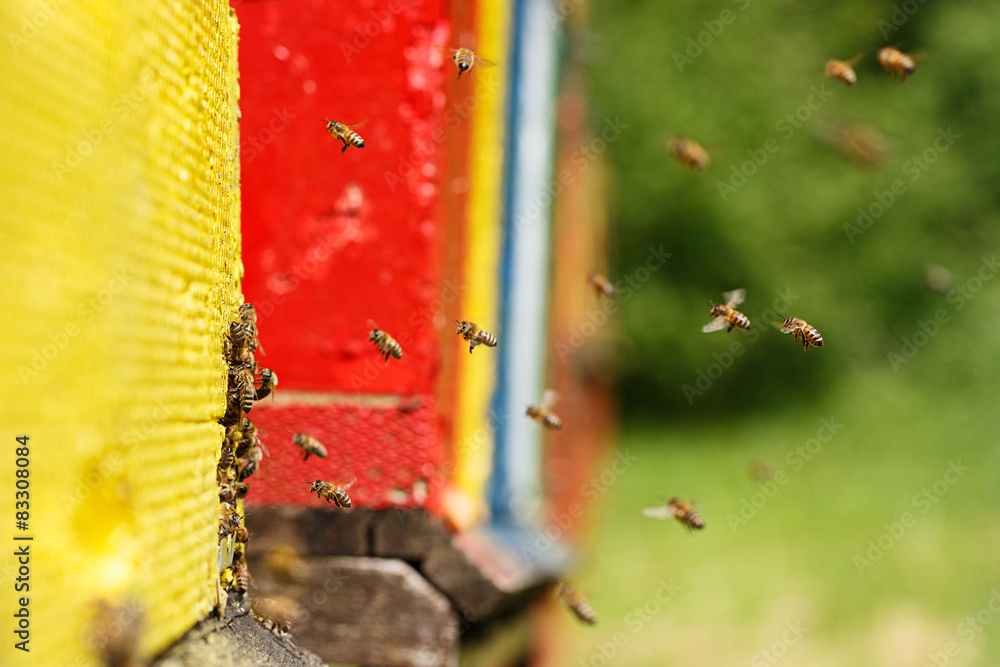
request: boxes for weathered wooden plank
[249,556,459,667]
[246,505,375,557]
[422,529,562,622]
[371,508,454,561]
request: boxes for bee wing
[701,317,727,333]
[331,476,357,490]
[772,320,794,333]
[541,389,559,410]
[844,52,864,66]
[346,119,369,129]
[642,505,673,520]
[722,288,746,308]
[432,45,459,55]
[366,319,378,330]
[474,55,497,68]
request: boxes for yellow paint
[452,0,510,516]
[0,1,240,664]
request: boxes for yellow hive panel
[0,1,240,663]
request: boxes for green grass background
[554,370,1000,666]
[544,1,1000,664]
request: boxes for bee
[772,315,824,351]
[813,120,889,167]
[219,504,243,540]
[437,46,496,79]
[878,47,916,82]
[367,320,403,363]
[228,321,255,361]
[452,319,498,354]
[218,442,235,472]
[219,400,242,427]
[237,441,267,481]
[587,270,614,299]
[255,368,277,401]
[526,389,563,430]
[643,497,705,531]
[824,55,861,85]
[231,554,250,596]
[749,459,776,482]
[235,417,260,458]
[229,364,257,414]
[322,119,366,154]
[556,580,597,625]
[239,303,257,326]
[228,385,253,415]
[702,288,752,334]
[218,480,248,504]
[668,136,710,172]
[234,524,249,545]
[292,433,328,461]
[251,596,301,635]
[305,477,355,508]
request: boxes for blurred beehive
[0,1,240,663]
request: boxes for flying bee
[824,55,861,85]
[366,320,403,363]
[643,497,705,531]
[526,389,563,430]
[878,47,916,82]
[587,270,614,299]
[772,315,824,351]
[556,580,597,625]
[255,368,277,401]
[812,120,890,167]
[452,319,498,354]
[749,459,776,482]
[668,136,710,172]
[305,477,355,508]
[436,46,496,79]
[702,288,751,334]
[292,433,328,461]
[322,119,366,154]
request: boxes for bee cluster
[217,304,276,606]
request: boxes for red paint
[234,0,476,510]
[246,400,444,511]
[236,0,450,395]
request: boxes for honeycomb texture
[0,1,240,663]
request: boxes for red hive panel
[246,399,445,511]
[235,0,451,395]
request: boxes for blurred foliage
[580,0,1000,420]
